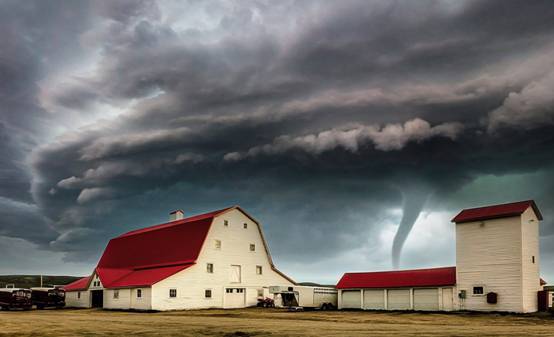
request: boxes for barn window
[237,288,244,293]
[250,244,255,252]
[205,289,212,298]
[473,286,484,295]
[207,263,214,273]
[224,220,229,227]
[257,289,264,297]
[532,256,536,263]
[243,223,248,229]
[215,240,221,249]
[77,291,81,299]
[137,289,142,298]
[169,289,177,298]
[113,290,119,299]
[226,288,233,293]
[256,265,263,275]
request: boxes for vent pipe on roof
[169,210,184,221]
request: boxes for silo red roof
[451,200,542,224]
[336,266,456,289]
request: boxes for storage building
[337,200,546,313]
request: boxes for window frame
[243,223,248,229]
[169,288,177,298]
[472,285,485,296]
[77,291,81,299]
[224,220,229,227]
[113,290,119,299]
[215,239,222,250]
[205,289,212,298]
[250,243,256,252]
[137,289,142,298]
[207,263,214,273]
[256,265,263,275]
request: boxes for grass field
[0,308,552,337]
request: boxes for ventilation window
[205,289,212,298]
[77,291,81,299]
[113,290,119,299]
[224,220,229,226]
[256,265,263,275]
[473,286,484,295]
[226,288,233,293]
[532,256,536,263]
[215,240,221,249]
[243,223,248,229]
[257,289,264,297]
[137,289,142,298]
[169,289,177,298]
[250,244,256,252]
[207,263,214,273]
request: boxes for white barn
[64,206,294,310]
[337,200,547,313]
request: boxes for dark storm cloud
[1,0,554,278]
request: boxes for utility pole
[40,274,43,287]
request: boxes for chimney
[169,210,184,221]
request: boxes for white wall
[456,214,527,312]
[104,288,132,310]
[65,290,90,308]
[338,287,455,311]
[520,207,541,312]
[151,209,293,310]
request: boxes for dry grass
[0,308,553,337]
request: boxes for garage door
[387,289,410,310]
[442,288,453,311]
[363,289,384,310]
[341,290,361,309]
[224,288,245,308]
[413,288,439,311]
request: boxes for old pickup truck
[0,286,32,310]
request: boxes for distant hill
[297,282,336,288]
[0,275,82,289]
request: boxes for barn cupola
[169,210,185,221]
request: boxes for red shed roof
[64,276,91,291]
[451,200,542,224]
[336,267,456,289]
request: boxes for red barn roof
[451,200,542,224]
[336,267,456,289]
[540,278,547,286]
[66,206,294,290]
[64,276,91,291]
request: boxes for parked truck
[31,286,65,309]
[0,286,32,310]
[269,285,337,310]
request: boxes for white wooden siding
[456,214,525,312]
[65,290,90,308]
[151,209,293,310]
[520,207,541,312]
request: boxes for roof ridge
[459,200,533,211]
[344,266,456,275]
[117,206,234,238]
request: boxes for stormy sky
[1,0,553,284]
